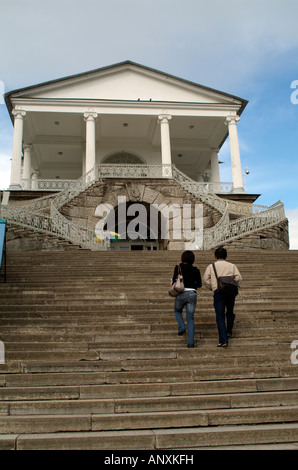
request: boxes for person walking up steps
[203,247,242,347]
[171,250,202,348]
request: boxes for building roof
[5,60,248,119]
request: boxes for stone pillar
[23,144,32,189]
[225,115,244,192]
[84,112,98,175]
[158,114,172,177]
[10,110,26,189]
[31,171,39,190]
[210,148,221,192]
[81,147,86,176]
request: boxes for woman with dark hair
[171,250,202,348]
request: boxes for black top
[173,263,202,290]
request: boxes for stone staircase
[2,164,288,252]
[0,249,298,450]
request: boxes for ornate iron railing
[1,203,109,251]
[227,200,270,216]
[21,178,75,191]
[7,193,55,213]
[172,166,227,214]
[1,164,287,251]
[51,164,172,211]
[202,201,286,249]
[50,205,109,250]
[23,168,233,193]
[172,166,286,249]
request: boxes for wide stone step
[2,372,296,390]
[1,376,297,398]
[1,405,298,435]
[0,328,295,344]
[2,347,291,365]
[0,319,291,334]
[2,336,284,353]
[5,372,298,389]
[112,391,298,414]
[5,350,99,361]
[1,389,297,414]
[2,423,298,450]
[0,301,287,312]
[1,249,297,449]
[91,406,298,431]
[14,353,294,375]
[2,363,296,382]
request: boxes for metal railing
[1,202,109,251]
[172,166,286,249]
[2,164,287,251]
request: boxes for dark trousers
[213,290,236,344]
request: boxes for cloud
[286,208,298,250]
[2,0,298,92]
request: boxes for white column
[225,115,244,192]
[158,114,172,177]
[210,148,220,186]
[84,112,98,175]
[31,171,39,190]
[10,110,26,189]
[23,144,32,189]
[81,147,86,176]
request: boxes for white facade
[5,61,248,192]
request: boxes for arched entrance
[104,201,162,251]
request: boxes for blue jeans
[174,291,197,347]
[213,290,236,344]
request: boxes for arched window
[102,151,145,164]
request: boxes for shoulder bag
[168,265,184,297]
[212,263,239,296]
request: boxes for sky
[0,0,298,248]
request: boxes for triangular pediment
[6,61,246,110]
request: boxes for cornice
[10,97,241,117]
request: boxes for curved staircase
[0,249,298,450]
[1,164,288,250]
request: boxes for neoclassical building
[1,61,289,251]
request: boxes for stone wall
[4,178,289,251]
[60,178,221,250]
